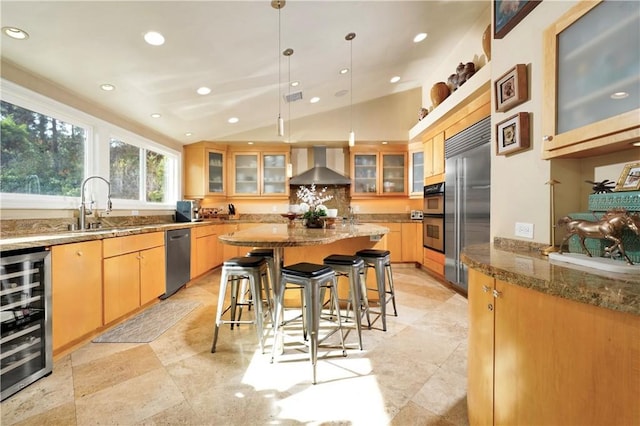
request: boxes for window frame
[0,79,181,211]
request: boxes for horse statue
[557,209,640,265]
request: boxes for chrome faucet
[79,176,112,230]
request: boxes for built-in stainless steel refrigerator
[444,117,491,293]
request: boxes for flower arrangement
[296,184,333,220]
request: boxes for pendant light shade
[346,32,356,147]
[272,1,286,137]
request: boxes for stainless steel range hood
[289,146,351,185]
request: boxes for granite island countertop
[461,242,640,316]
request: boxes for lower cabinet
[401,222,421,262]
[51,240,103,353]
[103,232,165,324]
[468,268,640,425]
[192,224,222,277]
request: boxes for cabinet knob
[487,303,494,311]
[76,251,83,256]
[482,285,491,293]
[492,289,502,299]
[543,135,553,142]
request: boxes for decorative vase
[305,216,324,229]
[430,82,450,108]
[482,24,491,61]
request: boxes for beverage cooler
[1,249,52,401]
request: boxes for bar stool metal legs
[323,254,367,350]
[270,262,346,385]
[355,249,397,331]
[211,257,272,354]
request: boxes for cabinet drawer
[103,232,165,258]
[194,224,219,238]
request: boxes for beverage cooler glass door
[1,249,52,401]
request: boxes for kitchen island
[462,241,639,425]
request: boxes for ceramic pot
[482,24,491,61]
[430,82,450,108]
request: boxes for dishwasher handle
[169,233,189,240]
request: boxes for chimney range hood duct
[289,146,351,185]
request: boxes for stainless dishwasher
[163,228,191,299]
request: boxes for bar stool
[236,248,277,322]
[323,254,368,350]
[211,256,273,354]
[270,262,346,385]
[355,249,397,331]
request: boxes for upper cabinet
[184,142,227,198]
[409,141,424,196]
[542,0,640,159]
[423,132,445,186]
[350,145,407,197]
[229,146,289,197]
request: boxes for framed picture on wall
[495,64,528,112]
[496,112,530,155]
[494,0,542,39]
[614,162,640,192]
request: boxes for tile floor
[1,265,470,426]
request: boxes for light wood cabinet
[51,240,103,353]
[423,132,445,185]
[401,222,419,262]
[230,149,290,197]
[350,146,408,197]
[192,224,222,277]
[468,268,640,425]
[183,142,227,198]
[409,142,424,196]
[423,248,444,276]
[380,223,401,262]
[542,0,640,159]
[103,232,165,324]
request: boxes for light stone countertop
[461,242,640,316]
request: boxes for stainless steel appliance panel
[1,249,52,401]
[163,229,191,299]
[444,117,491,293]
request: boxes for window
[0,80,180,210]
[0,100,86,197]
[109,138,171,203]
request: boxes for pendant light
[346,32,356,147]
[272,1,286,137]
[283,48,294,143]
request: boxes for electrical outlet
[515,222,534,238]
[405,205,410,212]
[131,210,139,216]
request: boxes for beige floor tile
[411,366,469,426]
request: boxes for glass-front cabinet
[351,147,407,197]
[183,142,227,198]
[410,149,424,195]
[542,0,640,158]
[231,150,289,197]
[207,151,224,194]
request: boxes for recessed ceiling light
[610,91,629,100]
[185,132,193,137]
[228,117,239,124]
[381,141,388,145]
[390,76,401,83]
[335,89,348,97]
[144,31,165,46]
[100,84,115,91]
[248,141,254,145]
[310,97,320,103]
[632,141,640,147]
[340,68,349,75]
[413,33,427,43]
[197,87,211,95]
[291,81,300,87]
[150,113,161,118]
[3,27,29,40]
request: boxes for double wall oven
[423,183,444,252]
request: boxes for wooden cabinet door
[423,137,434,178]
[432,132,445,176]
[401,222,417,262]
[103,252,140,324]
[139,245,166,305]
[467,268,495,426]
[51,241,103,352]
[381,153,407,195]
[195,233,218,277]
[380,223,401,262]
